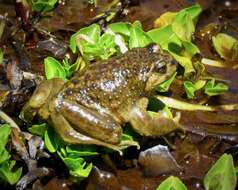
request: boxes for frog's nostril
[171,59,177,65]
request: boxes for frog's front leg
[49,97,123,144]
[128,98,181,137]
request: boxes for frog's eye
[154,59,167,73]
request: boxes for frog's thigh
[55,99,122,144]
[129,98,180,136]
[50,108,123,153]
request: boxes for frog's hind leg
[53,98,123,144]
[49,106,124,154]
[128,98,182,137]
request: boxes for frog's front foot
[128,98,182,137]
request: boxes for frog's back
[59,47,158,114]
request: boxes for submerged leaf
[156,176,187,190]
[204,154,236,190]
[212,33,238,61]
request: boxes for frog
[20,45,180,153]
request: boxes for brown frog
[20,46,180,153]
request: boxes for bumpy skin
[21,46,179,152]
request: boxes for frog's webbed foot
[20,79,65,122]
[128,98,182,137]
[49,107,125,154]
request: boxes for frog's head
[145,44,177,91]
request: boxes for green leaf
[147,25,182,50]
[28,123,48,137]
[156,72,177,92]
[0,124,11,148]
[0,124,11,164]
[183,80,206,99]
[44,127,63,153]
[204,153,236,190]
[69,23,117,61]
[69,162,92,178]
[58,149,92,178]
[66,145,98,157]
[148,26,195,74]
[0,160,22,185]
[171,4,202,42]
[0,149,10,165]
[147,4,202,74]
[63,57,81,78]
[156,176,187,190]
[182,3,202,22]
[154,12,177,28]
[172,11,194,42]
[204,79,229,96]
[170,52,195,74]
[129,23,153,49]
[29,0,58,12]
[108,22,131,36]
[80,44,104,61]
[44,57,66,80]
[69,24,101,53]
[98,33,117,59]
[121,133,134,141]
[182,41,200,57]
[0,124,22,185]
[183,81,197,99]
[212,33,238,61]
[154,4,201,29]
[132,20,142,28]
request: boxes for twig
[0,109,21,131]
